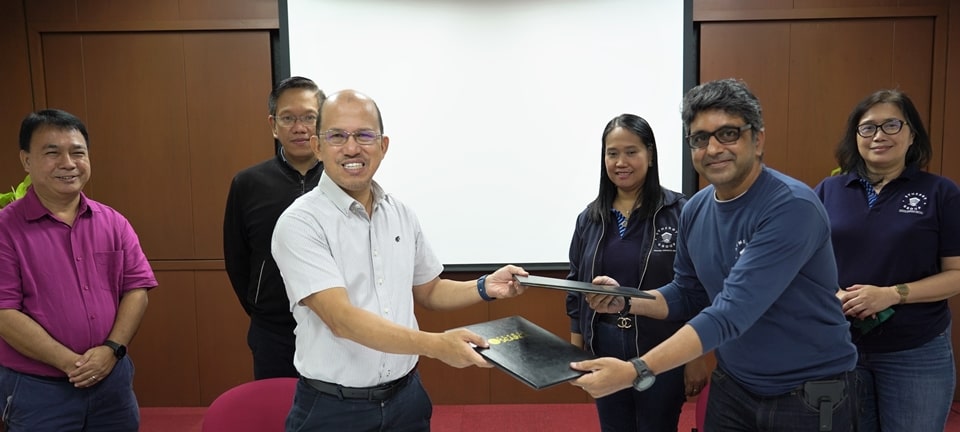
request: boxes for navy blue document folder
[460,315,595,390]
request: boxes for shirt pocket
[93,251,124,292]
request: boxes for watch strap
[104,339,126,359]
[895,283,909,304]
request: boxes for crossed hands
[837,284,898,320]
[67,345,118,388]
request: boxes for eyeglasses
[274,114,318,128]
[686,124,752,149]
[319,129,382,146]
[856,119,906,138]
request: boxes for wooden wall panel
[194,271,253,405]
[24,0,78,23]
[942,0,960,181]
[38,34,86,117]
[179,0,278,21]
[0,0,34,188]
[182,32,274,259]
[786,18,935,186]
[696,0,792,12]
[77,0,180,22]
[131,271,201,406]
[77,33,196,260]
[698,23,791,185]
[24,0,276,23]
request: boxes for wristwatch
[629,358,656,391]
[104,339,127,359]
[895,283,910,304]
[620,296,632,315]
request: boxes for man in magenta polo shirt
[0,109,157,432]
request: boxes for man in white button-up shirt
[272,89,528,431]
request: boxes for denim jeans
[704,367,856,432]
[592,320,686,432]
[285,371,432,432]
[856,328,955,432]
[0,357,139,432]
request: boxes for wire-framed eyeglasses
[274,114,318,128]
[319,129,382,146]
[686,124,753,149]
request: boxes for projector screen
[286,0,685,267]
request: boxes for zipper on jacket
[253,260,265,304]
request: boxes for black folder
[514,274,654,299]
[460,315,595,390]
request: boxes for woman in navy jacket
[566,114,709,432]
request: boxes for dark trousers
[592,320,686,432]
[0,357,138,432]
[705,367,857,432]
[248,321,298,379]
[285,371,432,432]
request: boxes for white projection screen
[286,0,685,267]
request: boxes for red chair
[695,381,710,432]
[202,377,297,432]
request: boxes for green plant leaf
[14,175,30,199]
[0,193,14,209]
[0,175,30,209]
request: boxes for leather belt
[596,313,633,329]
[303,367,415,401]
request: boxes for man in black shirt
[223,76,325,379]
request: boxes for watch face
[630,358,656,391]
[633,372,655,391]
[116,345,127,357]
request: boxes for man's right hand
[431,328,493,369]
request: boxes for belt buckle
[617,315,632,329]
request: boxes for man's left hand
[484,265,529,299]
[569,357,635,398]
[68,345,117,388]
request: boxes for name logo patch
[898,192,927,215]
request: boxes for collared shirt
[272,173,443,387]
[0,188,157,377]
[815,166,960,352]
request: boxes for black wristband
[477,274,495,301]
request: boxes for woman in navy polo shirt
[815,89,960,432]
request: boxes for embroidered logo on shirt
[654,226,679,251]
[734,239,748,260]
[898,192,927,215]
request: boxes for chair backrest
[202,377,297,432]
[695,381,710,432]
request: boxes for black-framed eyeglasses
[856,119,907,138]
[319,129,382,146]
[686,124,752,149]
[273,114,318,128]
